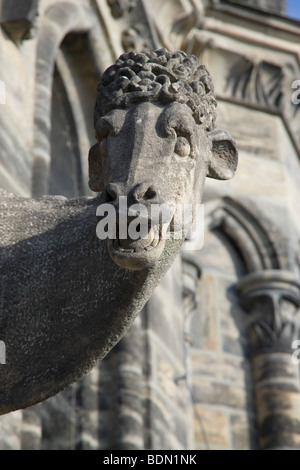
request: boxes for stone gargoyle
[0,49,238,414]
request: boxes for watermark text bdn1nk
[96,198,205,251]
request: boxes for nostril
[134,184,159,202]
[105,189,115,203]
[144,187,157,200]
[102,184,119,203]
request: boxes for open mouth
[107,224,167,270]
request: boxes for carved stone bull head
[89,49,237,270]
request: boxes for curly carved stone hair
[94,48,217,131]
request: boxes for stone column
[237,270,300,450]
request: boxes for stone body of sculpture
[0,49,238,414]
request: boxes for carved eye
[174,136,191,158]
[100,137,108,156]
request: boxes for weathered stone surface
[252,353,300,384]
[1,0,299,453]
[191,350,253,387]
[0,411,22,450]
[0,0,39,42]
[224,0,286,15]
[21,409,42,450]
[217,103,282,161]
[230,412,259,450]
[237,270,300,355]
[252,354,300,449]
[191,272,218,350]
[97,318,144,450]
[107,0,137,18]
[143,394,191,450]
[237,271,300,449]
[139,257,194,450]
[192,376,253,410]
[141,258,184,359]
[193,405,230,450]
[0,190,184,415]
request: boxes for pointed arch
[31,1,116,197]
[203,196,288,274]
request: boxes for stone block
[143,394,191,450]
[156,356,186,406]
[192,376,254,410]
[230,412,259,450]
[191,350,253,390]
[193,405,230,449]
[217,102,282,162]
[217,278,249,356]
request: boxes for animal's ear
[207,129,238,180]
[88,143,104,192]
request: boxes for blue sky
[286,0,300,20]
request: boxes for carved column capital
[237,270,300,449]
[237,270,300,355]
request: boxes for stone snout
[90,90,238,270]
[91,101,207,271]
[97,181,173,271]
[101,180,164,211]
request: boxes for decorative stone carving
[0,0,39,42]
[225,56,300,154]
[237,270,300,355]
[105,0,158,55]
[0,49,238,415]
[223,0,286,15]
[237,270,300,450]
[121,24,152,53]
[226,58,284,111]
[106,0,137,18]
